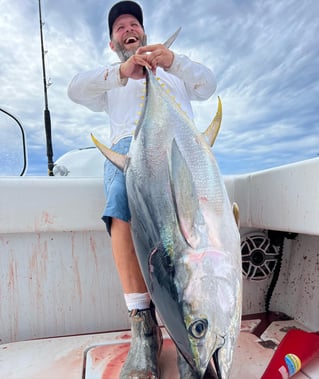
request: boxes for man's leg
[111,218,162,379]
[111,218,147,294]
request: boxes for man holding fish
[68,1,218,377]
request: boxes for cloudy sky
[1,0,318,176]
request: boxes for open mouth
[124,36,138,45]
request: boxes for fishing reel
[241,231,281,280]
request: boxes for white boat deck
[1,316,318,379]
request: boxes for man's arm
[67,64,124,111]
[68,51,155,111]
[167,53,216,101]
[136,45,216,101]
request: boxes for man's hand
[119,54,150,80]
[119,44,174,80]
[136,44,174,74]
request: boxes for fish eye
[188,318,208,339]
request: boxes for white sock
[124,292,151,311]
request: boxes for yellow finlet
[232,202,240,228]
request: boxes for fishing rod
[38,0,54,176]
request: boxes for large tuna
[91,68,242,378]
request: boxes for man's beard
[113,34,147,62]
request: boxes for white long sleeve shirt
[68,53,216,145]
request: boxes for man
[68,1,216,377]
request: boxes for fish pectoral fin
[170,139,203,248]
[232,202,240,228]
[91,133,127,171]
[203,96,222,147]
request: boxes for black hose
[265,231,298,312]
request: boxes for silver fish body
[92,70,242,378]
[126,72,241,378]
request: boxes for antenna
[38,0,54,176]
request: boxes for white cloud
[0,0,318,175]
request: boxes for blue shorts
[101,137,132,235]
